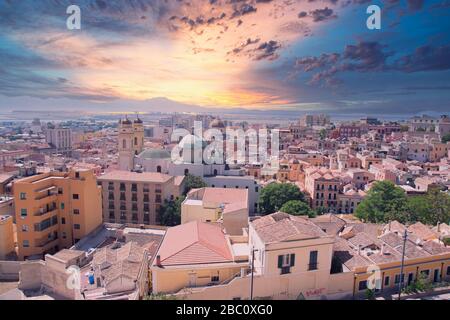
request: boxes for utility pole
[398,229,408,300]
[250,248,255,300]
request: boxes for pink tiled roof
[98,170,172,183]
[157,221,233,266]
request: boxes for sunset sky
[0,0,450,114]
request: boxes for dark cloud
[252,40,281,60]
[310,7,336,22]
[407,0,424,11]
[394,45,450,72]
[231,3,257,19]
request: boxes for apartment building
[13,169,102,260]
[98,171,184,226]
[0,215,15,259]
[45,125,72,153]
[304,167,348,211]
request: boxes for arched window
[134,137,138,146]
[122,139,126,149]
[157,166,162,173]
[213,169,218,176]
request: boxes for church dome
[210,119,225,129]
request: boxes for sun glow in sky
[1,0,450,114]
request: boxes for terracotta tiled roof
[157,221,233,266]
[407,222,438,241]
[251,212,328,243]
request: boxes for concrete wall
[18,260,45,291]
[0,261,21,280]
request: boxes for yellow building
[0,215,15,259]
[13,169,102,260]
[151,220,248,294]
[181,187,248,235]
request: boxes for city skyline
[1,0,450,115]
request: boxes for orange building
[13,169,102,260]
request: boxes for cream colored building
[0,215,15,259]
[98,171,184,226]
[181,187,248,235]
[13,169,103,260]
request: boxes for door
[188,273,197,287]
[408,273,414,285]
[433,269,440,283]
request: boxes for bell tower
[118,114,145,171]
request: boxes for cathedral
[118,115,144,171]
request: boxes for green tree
[442,133,450,143]
[407,187,450,225]
[280,200,316,218]
[355,181,408,223]
[183,174,207,195]
[422,187,450,225]
[319,129,327,140]
[158,196,185,226]
[258,183,306,215]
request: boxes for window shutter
[290,254,295,267]
[278,255,283,268]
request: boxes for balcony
[34,186,58,201]
[36,235,58,248]
[34,205,58,217]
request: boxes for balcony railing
[34,206,58,217]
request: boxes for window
[61,218,66,225]
[131,184,137,192]
[75,172,80,179]
[21,225,28,232]
[120,192,126,201]
[58,188,63,195]
[74,224,81,230]
[447,266,450,276]
[278,254,295,275]
[308,251,318,271]
[73,209,80,215]
[384,276,390,287]
[211,275,219,282]
[23,240,29,248]
[421,270,430,278]
[20,208,27,217]
[72,194,79,200]
[20,192,26,200]
[155,194,162,203]
[394,274,405,284]
[359,280,367,291]
[120,183,126,191]
[62,232,67,239]
[61,203,65,210]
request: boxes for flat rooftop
[98,170,173,183]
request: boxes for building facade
[13,169,103,260]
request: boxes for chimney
[357,244,362,255]
[388,221,391,232]
[437,221,440,233]
[381,243,386,255]
[156,255,162,267]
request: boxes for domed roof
[138,148,171,159]
[134,116,143,124]
[120,117,132,125]
[210,119,225,128]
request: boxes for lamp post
[250,248,258,300]
[398,229,408,300]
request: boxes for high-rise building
[45,124,72,153]
[13,169,102,260]
[118,116,144,171]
